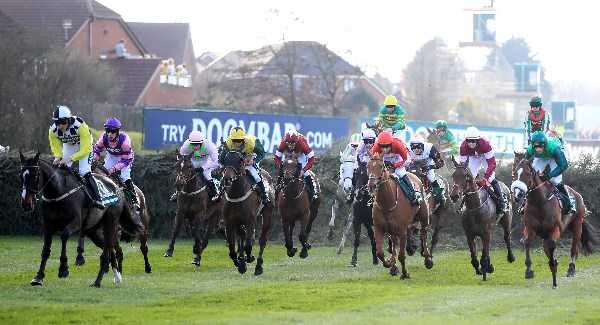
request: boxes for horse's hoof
[507,253,515,264]
[400,272,410,280]
[58,268,69,278]
[525,270,535,279]
[488,264,495,274]
[424,258,434,269]
[406,246,416,256]
[567,263,576,277]
[145,265,152,274]
[191,257,201,267]
[163,250,174,257]
[390,265,399,276]
[30,278,43,286]
[475,269,482,275]
[246,255,255,263]
[237,263,247,274]
[372,257,379,265]
[299,247,309,259]
[254,265,263,276]
[287,248,297,258]
[75,256,86,266]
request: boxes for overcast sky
[100,0,599,85]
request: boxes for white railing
[159,74,192,88]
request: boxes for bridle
[368,156,398,212]
[280,160,305,200]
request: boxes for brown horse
[511,157,598,287]
[221,151,272,275]
[450,157,515,281]
[163,154,222,267]
[367,153,433,278]
[19,153,136,287]
[277,155,321,259]
[85,162,152,274]
[407,159,452,253]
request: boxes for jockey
[459,126,506,215]
[48,105,104,209]
[371,131,420,205]
[93,117,139,208]
[219,126,270,204]
[525,96,551,145]
[376,95,405,137]
[356,128,376,164]
[526,131,574,215]
[180,130,220,201]
[408,136,445,203]
[338,133,361,188]
[433,120,458,156]
[274,129,319,201]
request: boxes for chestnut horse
[367,153,433,278]
[511,157,598,288]
[221,151,273,275]
[277,155,320,259]
[450,157,515,281]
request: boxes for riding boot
[400,175,420,206]
[83,173,105,209]
[207,179,220,202]
[256,180,271,204]
[490,179,506,215]
[124,179,140,210]
[304,174,318,201]
[431,180,445,205]
[556,183,575,215]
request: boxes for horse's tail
[581,212,599,255]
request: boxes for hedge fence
[2,151,599,247]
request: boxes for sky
[99,0,600,85]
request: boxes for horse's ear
[19,150,25,162]
[451,155,458,168]
[34,152,40,161]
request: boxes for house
[0,0,195,108]
[197,41,386,115]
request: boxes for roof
[128,22,190,63]
[206,41,361,80]
[106,58,161,106]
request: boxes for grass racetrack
[1,236,599,324]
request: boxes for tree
[403,38,464,121]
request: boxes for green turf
[1,236,599,325]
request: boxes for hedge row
[2,152,599,246]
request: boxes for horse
[349,161,378,266]
[221,151,272,275]
[87,162,152,273]
[163,154,222,267]
[367,153,433,278]
[511,157,598,288]
[19,152,138,287]
[328,153,355,243]
[407,159,452,253]
[277,154,321,259]
[450,157,515,281]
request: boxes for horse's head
[367,153,386,195]
[340,158,356,194]
[19,151,41,212]
[408,159,428,177]
[282,153,300,181]
[221,150,244,188]
[175,154,195,187]
[511,156,538,206]
[354,161,369,192]
[450,155,475,203]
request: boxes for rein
[222,165,255,203]
[369,161,399,212]
[23,162,84,203]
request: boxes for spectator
[115,39,127,59]
[167,58,176,75]
[159,60,169,75]
[180,64,189,76]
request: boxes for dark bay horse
[277,156,321,259]
[164,154,222,267]
[19,152,135,287]
[450,157,514,281]
[221,151,272,275]
[407,159,451,253]
[349,161,377,266]
[367,153,433,278]
[511,157,598,288]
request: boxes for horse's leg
[164,210,183,257]
[244,223,256,263]
[430,212,441,254]
[365,221,378,265]
[286,221,298,257]
[374,226,389,268]
[350,213,361,267]
[299,213,311,259]
[225,222,238,267]
[501,214,515,263]
[419,209,434,269]
[255,207,272,276]
[139,226,152,273]
[398,231,409,279]
[75,234,86,266]
[328,199,338,240]
[191,215,203,267]
[524,228,535,279]
[236,225,247,274]
[92,216,116,287]
[58,229,70,278]
[543,236,559,288]
[31,227,54,286]
[114,241,124,274]
[466,234,481,275]
[567,216,583,277]
[480,227,493,281]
